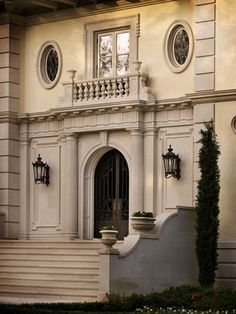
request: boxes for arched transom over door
[94,149,129,240]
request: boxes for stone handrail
[58,71,154,107]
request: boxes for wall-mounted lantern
[32,154,50,186]
[162,145,181,180]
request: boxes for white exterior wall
[0,0,235,245]
[215,102,236,241]
[22,1,194,113]
[215,0,236,91]
[19,101,194,239]
[214,0,236,241]
[99,207,198,295]
[1,0,236,292]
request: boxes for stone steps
[0,266,99,275]
[0,254,98,262]
[0,272,99,281]
[0,240,102,249]
[0,240,103,302]
[0,286,98,301]
[0,248,99,255]
[0,259,98,268]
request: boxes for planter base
[131,217,156,231]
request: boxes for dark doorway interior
[94,149,129,240]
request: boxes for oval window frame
[37,41,62,89]
[231,116,236,133]
[164,20,193,73]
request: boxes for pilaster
[65,133,78,238]
[129,129,144,216]
[193,0,216,202]
[0,22,22,238]
[19,133,30,239]
[143,129,158,215]
[194,0,216,92]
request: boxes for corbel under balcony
[58,68,154,108]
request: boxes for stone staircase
[0,240,104,302]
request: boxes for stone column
[129,129,144,215]
[65,133,78,238]
[0,18,22,238]
[143,129,157,215]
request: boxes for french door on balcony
[94,149,129,240]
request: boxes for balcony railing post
[111,79,118,97]
[89,82,95,100]
[101,81,106,99]
[95,81,100,99]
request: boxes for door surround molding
[79,144,130,239]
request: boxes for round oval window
[37,41,62,89]
[165,20,193,73]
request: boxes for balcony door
[94,149,129,240]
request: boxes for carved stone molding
[187,89,236,104]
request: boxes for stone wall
[99,206,198,295]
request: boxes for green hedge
[0,286,236,313]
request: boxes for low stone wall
[99,206,198,296]
[216,241,236,289]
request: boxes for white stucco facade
[0,0,236,297]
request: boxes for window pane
[100,35,112,56]
[99,56,112,78]
[117,32,129,54]
[46,48,58,82]
[173,28,189,65]
[117,54,129,76]
[99,35,112,77]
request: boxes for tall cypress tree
[195,120,220,287]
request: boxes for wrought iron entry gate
[94,149,129,240]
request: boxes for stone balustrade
[59,71,154,107]
[74,76,130,102]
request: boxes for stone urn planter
[99,228,118,249]
[131,211,156,231]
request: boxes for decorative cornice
[17,100,147,123]
[156,97,191,110]
[186,89,236,104]
[0,111,18,123]
[5,89,236,125]
[14,0,176,26]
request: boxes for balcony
[58,62,154,108]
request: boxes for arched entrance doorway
[94,149,129,240]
